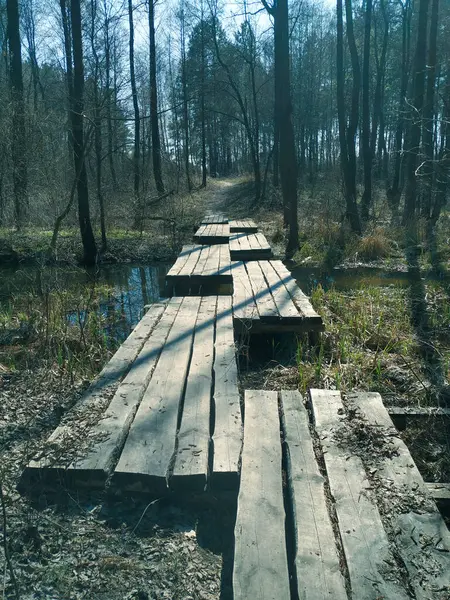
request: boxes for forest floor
[0,176,449,598]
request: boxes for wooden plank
[167,244,196,277]
[194,223,230,244]
[64,299,183,488]
[19,302,168,490]
[232,261,258,322]
[388,406,450,417]
[229,219,258,233]
[310,389,410,600]
[280,390,347,600]
[178,244,203,276]
[348,392,450,599]
[212,296,242,489]
[245,261,279,321]
[233,390,290,600]
[196,244,211,276]
[171,297,216,491]
[201,214,228,224]
[111,296,201,494]
[218,243,231,278]
[271,260,323,324]
[426,482,450,502]
[258,261,299,320]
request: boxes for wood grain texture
[245,260,279,320]
[258,261,299,320]
[112,297,201,494]
[20,302,167,489]
[65,299,182,488]
[171,297,216,491]
[348,392,450,599]
[229,219,258,233]
[310,389,409,600]
[271,260,323,324]
[212,296,242,489]
[233,389,290,600]
[280,390,347,600]
[232,261,258,322]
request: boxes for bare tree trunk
[104,11,118,190]
[344,0,361,209]
[201,1,207,188]
[263,0,298,256]
[180,7,192,192]
[361,0,373,222]
[336,0,361,234]
[70,0,97,265]
[6,0,28,228]
[372,0,389,177]
[403,0,428,224]
[91,0,106,251]
[431,70,449,223]
[422,0,439,219]
[388,0,411,218]
[128,0,140,205]
[149,0,165,193]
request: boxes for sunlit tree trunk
[70,0,97,264]
[6,0,28,228]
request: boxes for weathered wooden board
[310,389,410,600]
[233,390,290,600]
[271,260,323,323]
[258,261,299,320]
[348,392,450,599]
[66,299,183,488]
[232,261,258,322]
[245,261,279,321]
[111,297,202,494]
[229,219,258,233]
[201,214,228,225]
[229,232,272,260]
[426,482,450,502]
[211,296,242,489]
[280,390,347,600]
[166,244,232,295]
[171,297,216,491]
[194,223,230,244]
[231,260,324,333]
[19,302,168,490]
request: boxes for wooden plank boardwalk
[201,213,228,224]
[229,219,258,233]
[19,210,450,599]
[193,223,230,244]
[20,296,241,495]
[229,232,272,260]
[165,244,232,295]
[232,259,323,333]
[233,388,450,600]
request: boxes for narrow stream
[1,262,447,343]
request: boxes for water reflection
[0,263,170,342]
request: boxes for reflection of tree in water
[406,244,447,396]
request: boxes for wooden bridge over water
[20,213,450,599]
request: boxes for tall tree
[70,0,97,264]
[262,0,299,257]
[336,0,361,233]
[149,0,165,193]
[6,0,28,228]
[360,0,373,222]
[403,0,428,224]
[422,0,439,219]
[387,0,412,218]
[128,0,140,203]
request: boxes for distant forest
[0,0,448,261]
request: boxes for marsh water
[0,261,447,341]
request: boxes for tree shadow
[405,241,447,401]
